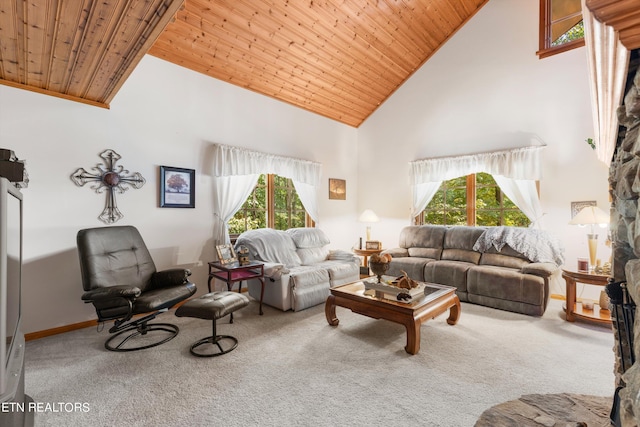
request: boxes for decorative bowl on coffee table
[369,261,389,283]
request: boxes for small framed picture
[160,166,195,208]
[329,178,346,200]
[366,240,381,250]
[215,244,238,265]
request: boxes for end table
[208,261,265,318]
[353,248,383,277]
[562,269,611,325]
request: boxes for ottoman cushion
[176,292,249,320]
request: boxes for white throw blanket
[472,227,565,266]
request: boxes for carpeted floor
[24,298,614,426]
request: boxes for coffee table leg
[447,295,461,325]
[404,319,420,355]
[325,295,339,326]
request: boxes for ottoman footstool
[176,292,250,357]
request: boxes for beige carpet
[24,298,614,426]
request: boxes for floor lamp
[569,206,610,272]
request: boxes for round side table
[561,269,611,325]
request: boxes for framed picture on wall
[160,166,195,208]
[329,178,346,200]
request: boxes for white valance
[409,145,545,185]
[212,143,322,186]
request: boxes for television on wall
[0,176,24,402]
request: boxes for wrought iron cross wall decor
[71,149,146,224]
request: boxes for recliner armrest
[521,262,557,278]
[382,248,409,258]
[81,285,141,302]
[151,268,192,289]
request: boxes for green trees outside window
[228,174,309,235]
[419,173,531,227]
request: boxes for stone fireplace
[608,50,640,426]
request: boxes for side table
[353,248,383,277]
[208,261,265,317]
[562,269,611,325]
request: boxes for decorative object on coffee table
[369,253,391,282]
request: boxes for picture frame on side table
[215,244,238,265]
[366,240,382,250]
[160,166,195,208]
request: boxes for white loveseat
[235,228,360,311]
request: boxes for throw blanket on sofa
[473,227,565,266]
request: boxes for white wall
[358,0,611,296]
[0,0,611,334]
[0,56,358,334]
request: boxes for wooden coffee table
[325,279,461,355]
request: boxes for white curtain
[211,144,322,244]
[409,145,545,227]
[212,174,260,245]
[582,0,630,166]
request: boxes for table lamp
[358,209,379,241]
[568,206,609,272]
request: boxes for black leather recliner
[77,225,197,351]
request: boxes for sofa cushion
[297,247,330,265]
[424,260,473,294]
[287,227,330,248]
[399,225,446,258]
[386,257,432,281]
[467,265,545,306]
[236,228,301,268]
[479,252,530,269]
[444,226,485,251]
[316,260,359,286]
[289,266,331,311]
[441,248,481,264]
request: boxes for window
[228,174,312,235]
[538,0,585,58]
[416,173,531,227]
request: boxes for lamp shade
[569,206,609,225]
[358,209,379,223]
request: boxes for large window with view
[228,174,311,235]
[538,0,584,58]
[417,173,531,227]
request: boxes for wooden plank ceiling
[586,0,640,50]
[0,0,185,108]
[149,0,489,127]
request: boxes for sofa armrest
[382,248,409,258]
[328,250,359,264]
[262,262,290,280]
[521,262,558,278]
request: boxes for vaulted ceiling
[0,1,638,128]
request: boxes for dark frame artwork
[160,166,195,208]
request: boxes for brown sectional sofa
[382,225,563,316]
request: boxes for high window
[228,174,312,235]
[538,0,584,58]
[416,173,531,227]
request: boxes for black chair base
[105,323,179,352]
[190,335,238,357]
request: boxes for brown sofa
[382,225,564,316]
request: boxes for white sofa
[235,228,360,311]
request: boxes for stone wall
[609,60,640,426]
